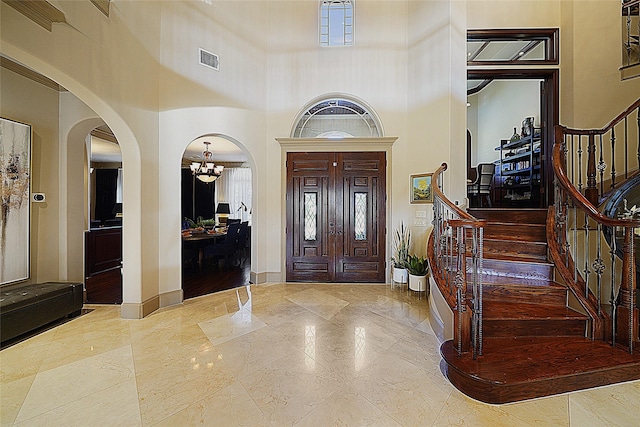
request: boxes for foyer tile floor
[2,283,639,426]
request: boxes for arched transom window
[292,97,382,138]
[320,1,354,47]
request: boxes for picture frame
[1,117,31,285]
[410,173,433,204]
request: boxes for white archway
[62,117,105,282]
[1,45,145,317]
[180,134,254,299]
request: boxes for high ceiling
[0,55,247,165]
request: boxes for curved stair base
[441,337,640,404]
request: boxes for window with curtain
[216,167,252,223]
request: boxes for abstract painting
[1,117,31,284]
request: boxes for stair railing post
[472,224,484,358]
[616,225,639,352]
[585,134,599,205]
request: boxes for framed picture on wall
[1,117,31,284]
[410,173,433,204]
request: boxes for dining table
[182,228,227,270]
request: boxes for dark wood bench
[1,282,83,344]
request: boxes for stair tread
[482,301,588,320]
[481,257,553,267]
[483,252,547,262]
[469,275,561,287]
[480,257,554,273]
[483,237,547,246]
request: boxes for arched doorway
[180,135,252,299]
[2,51,145,317]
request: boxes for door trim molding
[277,137,398,148]
[277,137,398,283]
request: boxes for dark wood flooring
[182,258,251,300]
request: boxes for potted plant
[391,221,410,284]
[407,254,429,293]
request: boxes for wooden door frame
[467,68,559,207]
[277,137,397,283]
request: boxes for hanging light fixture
[190,141,224,183]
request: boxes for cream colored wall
[475,80,540,164]
[2,0,637,319]
[156,0,269,295]
[158,108,266,298]
[407,0,467,252]
[158,1,268,110]
[1,0,160,317]
[561,1,640,128]
[468,0,640,127]
[0,67,60,284]
[266,1,412,271]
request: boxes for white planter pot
[408,274,428,292]
[392,267,408,284]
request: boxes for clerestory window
[320,1,353,47]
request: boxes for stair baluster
[553,99,640,352]
[431,163,485,358]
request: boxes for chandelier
[190,141,224,183]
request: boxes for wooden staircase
[440,208,640,404]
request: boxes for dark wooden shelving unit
[494,132,542,207]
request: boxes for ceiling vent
[199,48,219,71]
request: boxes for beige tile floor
[1,283,639,426]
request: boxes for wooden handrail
[432,162,474,220]
[553,126,640,229]
[430,162,485,356]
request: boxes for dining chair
[236,222,249,263]
[467,163,495,207]
[203,222,240,270]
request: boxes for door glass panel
[304,192,317,241]
[354,192,367,240]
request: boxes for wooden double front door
[286,152,386,282]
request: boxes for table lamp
[216,202,231,225]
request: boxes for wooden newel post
[584,134,599,205]
[616,226,639,350]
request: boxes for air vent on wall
[199,48,219,71]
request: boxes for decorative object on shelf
[391,221,410,285]
[619,199,640,236]
[410,173,433,203]
[521,117,534,137]
[190,141,224,183]
[510,127,520,142]
[1,117,31,285]
[407,254,429,296]
[620,199,640,219]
